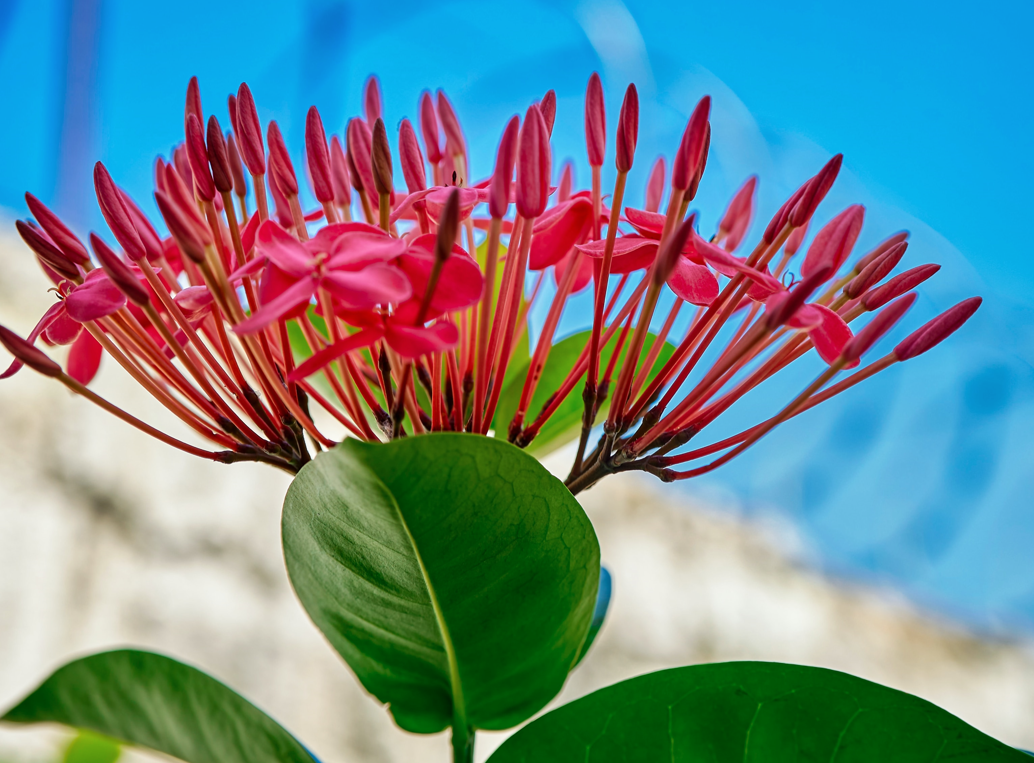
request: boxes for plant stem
[451,723,473,763]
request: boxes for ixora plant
[0,72,1014,762]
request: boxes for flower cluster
[0,74,980,488]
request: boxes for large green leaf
[282,433,600,735]
[2,650,313,763]
[489,661,1028,762]
[495,331,675,456]
[63,731,120,763]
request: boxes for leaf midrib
[387,487,467,732]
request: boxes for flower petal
[327,232,409,269]
[321,264,413,310]
[42,310,83,345]
[255,220,313,277]
[807,304,855,365]
[623,207,665,239]
[398,250,482,312]
[64,275,128,322]
[667,258,719,305]
[385,319,459,358]
[234,277,316,334]
[287,326,385,381]
[576,235,658,274]
[67,330,103,384]
[529,197,594,270]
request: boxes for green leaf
[488,661,1029,762]
[495,331,675,456]
[2,650,313,763]
[283,433,600,734]
[63,731,120,763]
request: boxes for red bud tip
[206,116,233,195]
[15,220,78,280]
[844,241,907,299]
[718,175,757,251]
[655,216,696,286]
[789,153,843,227]
[686,122,710,201]
[235,83,266,175]
[154,157,168,195]
[672,95,711,191]
[862,264,940,311]
[226,132,247,196]
[645,157,666,213]
[801,204,865,279]
[185,114,215,201]
[398,119,426,194]
[894,297,982,360]
[184,76,202,134]
[371,117,393,195]
[515,104,550,219]
[89,232,149,305]
[346,118,375,194]
[266,121,299,197]
[24,193,89,265]
[329,136,352,206]
[172,145,193,188]
[163,163,211,242]
[615,83,639,173]
[364,76,382,127]
[854,230,910,273]
[93,162,146,261]
[227,94,239,136]
[585,73,606,167]
[840,293,917,363]
[119,190,163,261]
[267,164,294,227]
[155,191,207,263]
[765,265,833,328]
[435,189,460,264]
[489,115,519,219]
[558,161,574,203]
[419,91,442,164]
[436,90,465,156]
[539,90,557,137]
[0,325,62,378]
[305,106,334,203]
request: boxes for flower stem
[451,724,473,763]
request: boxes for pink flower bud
[267,166,294,227]
[840,293,916,363]
[645,157,665,213]
[894,297,981,360]
[172,144,193,188]
[184,76,202,134]
[371,118,393,196]
[686,123,710,201]
[119,189,164,261]
[266,120,299,197]
[226,132,247,196]
[789,154,842,227]
[419,91,442,164]
[24,193,89,265]
[654,217,696,286]
[558,160,574,202]
[235,83,266,175]
[0,325,62,377]
[718,176,757,246]
[854,230,909,273]
[516,104,550,219]
[762,183,807,244]
[765,265,833,328]
[672,96,711,191]
[436,90,465,156]
[206,116,233,195]
[539,90,557,137]
[346,118,375,195]
[185,114,215,201]
[155,191,207,264]
[844,241,907,299]
[398,118,426,194]
[364,76,382,127]
[435,188,460,264]
[800,204,864,278]
[862,264,940,310]
[93,162,146,261]
[163,163,210,241]
[90,233,149,305]
[154,157,168,195]
[16,220,78,280]
[585,72,606,167]
[329,136,351,206]
[615,84,639,173]
[305,106,334,203]
[490,115,519,219]
[227,93,239,136]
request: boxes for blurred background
[1,0,1032,760]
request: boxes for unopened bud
[24,193,89,265]
[185,113,215,201]
[419,91,442,164]
[515,104,550,218]
[615,83,639,173]
[364,76,382,127]
[16,220,78,280]
[894,297,981,360]
[398,118,426,194]
[329,136,351,206]
[862,264,940,310]
[585,73,606,167]
[539,90,557,137]
[0,325,62,377]
[93,162,146,261]
[305,106,334,203]
[371,117,393,195]
[235,83,266,175]
[840,293,916,363]
[489,115,519,219]
[435,188,460,263]
[90,233,149,305]
[206,115,233,194]
[645,157,665,213]
[672,96,710,191]
[266,121,298,196]
[654,217,696,286]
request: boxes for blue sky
[1,0,1032,631]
